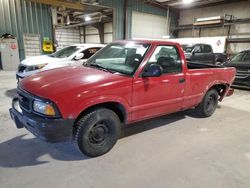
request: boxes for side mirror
[74,53,84,60]
[142,64,162,77]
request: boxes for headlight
[35,63,48,70]
[33,100,56,116]
[26,64,48,72]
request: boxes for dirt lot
[1,71,250,188]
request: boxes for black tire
[195,89,219,117]
[74,108,121,157]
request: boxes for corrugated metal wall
[99,0,125,40]
[0,0,53,60]
[55,28,81,49]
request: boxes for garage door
[55,27,81,49]
[131,11,168,39]
[85,23,113,44]
[23,33,41,58]
[104,22,113,43]
[85,26,100,43]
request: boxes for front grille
[236,69,250,78]
[17,90,31,112]
[18,65,27,73]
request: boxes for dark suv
[224,50,250,87]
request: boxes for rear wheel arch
[209,83,229,100]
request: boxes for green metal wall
[99,0,125,40]
[0,0,53,60]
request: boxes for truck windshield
[50,46,81,58]
[85,42,150,75]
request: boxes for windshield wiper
[87,63,116,74]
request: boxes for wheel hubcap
[89,122,110,144]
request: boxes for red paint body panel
[20,40,236,123]
[20,66,133,119]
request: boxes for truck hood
[20,66,128,100]
[20,55,69,66]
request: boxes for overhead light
[85,16,91,22]
[193,16,223,26]
[183,0,194,4]
[66,15,70,25]
[196,16,222,22]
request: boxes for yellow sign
[42,39,53,52]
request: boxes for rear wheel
[195,89,219,117]
[74,108,121,157]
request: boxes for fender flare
[201,81,229,102]
[71,95,131,120]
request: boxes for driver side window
[148,45,182,74]
[193,45,202,53]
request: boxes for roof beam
[161,0,179,5]
[162,0,218,7]
[26,0,85,11]
[139,0,168,9]
[159,0,248,9]
[181,0,248,9]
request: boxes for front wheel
[195,89,219,117]
[74,108,121,157]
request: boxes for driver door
[131,45,185,121]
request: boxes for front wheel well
[74,102,127,126]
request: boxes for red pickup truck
[10,40,236,157]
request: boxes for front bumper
[16,73,24,83]
[9,99,75,143]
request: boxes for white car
[16,43,105,81]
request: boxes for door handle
[179,78,185,83]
